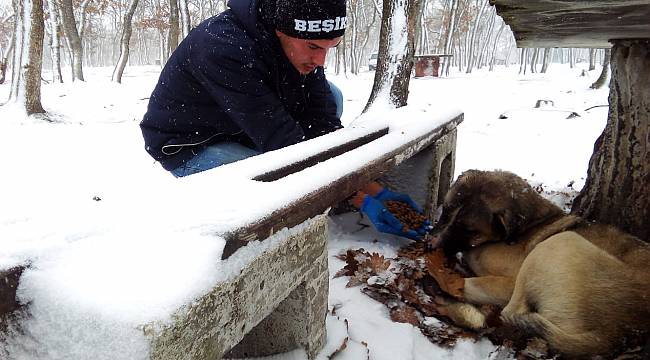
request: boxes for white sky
[0,63,609,359]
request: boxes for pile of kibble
[385,200,427,231]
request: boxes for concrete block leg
[225,249,328,360]
[380,129,457,221]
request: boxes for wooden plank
[254,128,389,182]
[489,0,650,47]
[221,114,463,259]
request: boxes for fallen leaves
[423,250,465,299]
[335,243,649,359]
[334,249,392,288]
[336,246,475,348]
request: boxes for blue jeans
[171,81,343,177]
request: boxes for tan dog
[432,170,650,358]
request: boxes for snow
[0,63,609,359]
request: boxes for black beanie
[275,0,347,40]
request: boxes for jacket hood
[228,0,275,41]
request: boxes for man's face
[275,30,342,75]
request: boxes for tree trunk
[112,0,139,83]
[9,0,45,115]
[465,0,488,74]
[59,0,84,81]
[475,7,494,69]
[540,47,552,73]
[363,0,424,112]
[46,0,62,83]
[529,47,539,73]
[441,0,458,76]
[518,47,527,74]
[488,22,505,71]
[179,0,191,38]
[572,40,650,242]
[588,48,596,71]
[590,48,611,89]
[168,0,179,55]
[0,31,14,85]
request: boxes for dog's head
[434,170,562,257]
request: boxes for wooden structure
[490,1,650,48]
[488,0,650,241]
[1,112,463,359]
[413,54,452,77]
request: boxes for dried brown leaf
[346,274,365,288]
[362,252,391,274]
[424,249,465,299]
[390,306,421,326]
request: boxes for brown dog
[432,170,650,358]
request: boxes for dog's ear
[493,210,515,243]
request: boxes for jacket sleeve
[188,35,306,152]
[298,68,343,139]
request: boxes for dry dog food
[385,200,427,231]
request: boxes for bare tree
[178,0,191,38]
[167,0,180,55]
[1,30,14,85]
[112,0,140,83]
[588,48,596,71]
[46,0,62,83]
[363,0,425,112]
[441,0,464,76]
[8,0,45,115]
[529,47,539,73]
[465,0,488,73]
[590,48,611,89]
[540,47,552,73]
[488,21,504,71]
[59,0,84,80]
[572,40,650,242]
[518,47,527,74]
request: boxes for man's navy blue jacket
[140,0,342,171]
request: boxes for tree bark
[46,0,62,83]
[488,21,505,71]
[572,40,650,242]
[588,48,596,71]
[540,47,552,73]
[590,48,611,89]
[112,0,139,83]
[168,0,179,55]
[0,31,14,85]
[363,0,424,112]
[529,47,539,73]
[59,0,84,81]
[518,47,527,74]
[9,0,45,115]
[465,0,488,74]
[178,0,191,38]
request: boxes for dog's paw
[437,301,487,330]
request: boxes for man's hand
[360,195,421,240]
[373,188,432,235]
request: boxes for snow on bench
[0,107,462,359]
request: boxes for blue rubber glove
[374,188,423,213]
[360,195,421,240]
[373,188,433,235]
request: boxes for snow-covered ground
[0,64,609,359]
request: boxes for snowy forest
[0,0,610,113]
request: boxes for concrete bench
[1,111,462,359]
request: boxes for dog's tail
[502,312,608,357]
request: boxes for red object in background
[414,55,451,78]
